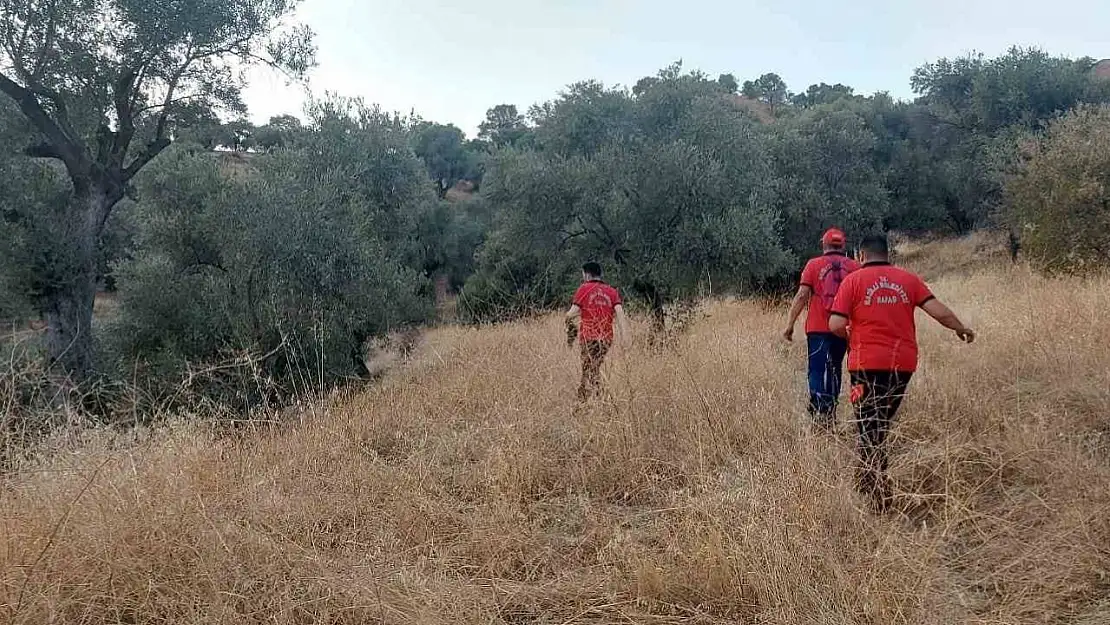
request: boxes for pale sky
[241,0,1110,138]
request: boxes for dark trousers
[578,340,611,401]
[849,370,914,508]
[806,333,849,420]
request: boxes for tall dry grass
[2,236,1109,624]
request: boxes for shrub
[104,105,438,410]
[1007,104,1110,273]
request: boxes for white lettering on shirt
[863,276,911,306]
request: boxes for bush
[462,114,792,326]
[457,234,577,324]
[103,105,438,410]
[1007,104,1110,273]
[769,106,890,254]
[0,156,72,323]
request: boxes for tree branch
[30,0,60,81]
[242,51,302,82]
[0,70,83,173]
[134,92,213,117]
[119,33,262,180]
[109,67,139,166]
[121,136,170,180]
[119,43,198,181]
[155,44,200,133]
[1,1,84,149]
[1,9,33,71]
[16,11,32,56]
[25,141,63,159]
[6,63,84,156]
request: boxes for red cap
[821,228,846,247]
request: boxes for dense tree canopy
[107,99,435,406]
[742,73,790,116]
[478,104,531,148]
[462,67,789,324]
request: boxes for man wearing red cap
[782,227,860,426]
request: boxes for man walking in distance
[782,228,860,426]
[566,262,630,402]
[828,234,975,510]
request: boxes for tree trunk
[43,185,113,383]
[1008,228,1021,264]
[632,279,666,342]
[943,197,974,235]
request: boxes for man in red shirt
[829,234,975,510]
[782,228,860,426]
[566,262,629,402]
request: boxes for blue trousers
[806,333,848,419]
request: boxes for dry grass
[2,237,1109,624]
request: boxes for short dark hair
[860,234,890,258]
[582,261,603,277]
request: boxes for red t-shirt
[829,262,935,373]
[573,280,622,342]
[799,252,860,334]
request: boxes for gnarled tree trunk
[42,183,115,382]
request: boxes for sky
[241,0,1110,138]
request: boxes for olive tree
[462,67,790,328]
[1007,105,1110,273]
[108,99,436,407]
[0,0,314,380]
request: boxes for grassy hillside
[3,236,1109,624]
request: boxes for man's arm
[920,299,976,343]
[565,304,581,346]
[782,285,813,342]
[614,304,631,347]
[828,313,849,339]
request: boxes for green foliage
[906,46,1110,233]
[0,0,316,380]
[0,102,50,320]
[717,73,739,95]
[634,63,739,140]
[253,115,304,151]
[460,51,1110,322]
[478,104,532,148]
[0,156,70,321]
[410,121,480,196]
[529,81,635,156]
[742,73,790,116]
[913,47,1109,133]
[1007,105,1110,273]
[0,0,315,150]
[770,106,889,253]
[171,104,229,150]
[462,66,791,324]
[458,229,576,324]
[413,195,491,291]
[105,102,436,407]
[792,83,858,108]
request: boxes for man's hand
[784,286,811,343]
[566,319,577,347]
[828,313,849,339]
[922,299,975,345]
